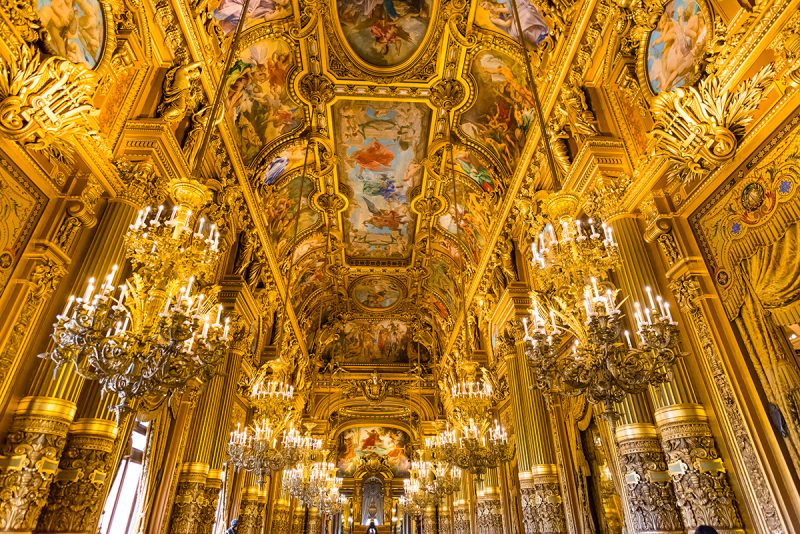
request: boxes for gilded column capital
[668,274,703,315]
[115,159,165,207]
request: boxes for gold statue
[158,61,202,122]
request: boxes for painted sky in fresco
[333,100,429,260]
[214,0,292,33]
[336,0,432,66]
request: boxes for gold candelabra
[42,179,228,417]
[411,457,462,499]
[523,281,682,415]
[425,418,511,481]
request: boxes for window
[98,420,148,534]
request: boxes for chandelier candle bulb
[665,302,673,323]
[624,330,633,348]
[646,286,656,309]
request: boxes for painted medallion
[646,0,708,94]
[351,276,404,309]
[38,0,105,68]
[335,0,432,67]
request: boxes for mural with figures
[460,49,533,171]
[438,178,492,262]
[227,39,303,165]
[333,100,430,259]
[426,255,460,321]
[291,252,327,308]
[38,0,105,68]
[336,427,411,476]
[335,0,432,67]
[351,276,404,309]
[646,0,708,94]
[214,0,292,33]
[261,144,311,187]
[262,174,319,248]
[451,148,498,193]
[475,0,549,44]
[325,319,425,364]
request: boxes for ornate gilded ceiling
[218,0,549,367]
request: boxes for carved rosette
[657,415,743,532]
[36,424,117,533]
[0,398,75,531]
[477,496,503,534]
[521,474,567,534]
[617,433,684,533]
[168,481,209,534]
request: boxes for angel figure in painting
[480,0,549,44]
[362,197,407,231]
[648,0,708,92]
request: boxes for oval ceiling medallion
[350,276,404,310]
[334,0,433,68]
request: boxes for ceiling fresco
[226,0,548,367]
[333,99,430,261]
[214,0,294,33]
[334,0,433,67]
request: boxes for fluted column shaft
[611,214,743,532]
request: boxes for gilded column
[614,394,684,534]
[168,463,211,534]
[611,214,743,532]
[307,506,320,534]
[452,477,470,534]
[0,397,75,532]
[476,469,502,534]
[439,499,452,534]
[501,324,567,534]
[270,492,291,533]
[236,476,263,534]
[421,504,436,534]
[0,162,158,532]
[35,419,118,533]
[291,504,305,533]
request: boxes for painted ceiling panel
[226,38,303,166]
[459,48,534,173]
[333,99,430,261]
[334,0,433,67]
[214,0,294,33]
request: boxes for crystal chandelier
[227,370,320,482]
[42,180,228,417]
[412,457,462,499]
[522,281,682,414]
[425,418,512,481]
[283,460,335,505]
[318,469,347,516]
[400,470,430,517]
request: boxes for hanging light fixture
[522,282,682,415]
[41,0,261,417]
[429,124,511,479]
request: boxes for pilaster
[476,469,502,534]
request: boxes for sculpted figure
[158,62,202,122]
